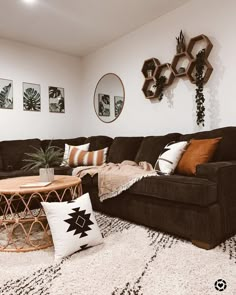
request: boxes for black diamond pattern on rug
[64,207,94,237]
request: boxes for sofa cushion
[0,166,71,180]
[0,169,38,179]
[128,175,217,207]
[135,133,181,166]
[179,126,236,161]
[0,155,3,170]
[85,136,113,152]
[107,137,143,163]
[41,137,86,151]
[176,138,222,175]
[0,138,41,171]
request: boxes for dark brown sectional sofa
[1,127,236,249]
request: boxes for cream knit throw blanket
[72,160,157,201]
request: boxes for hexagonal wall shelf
[142,78,159,99]
[187,34,213,59]
[171,52,192,77]
[141,34,213,100]
[141,58,160,78]
[187,59,213,84]
[155,63,175,86]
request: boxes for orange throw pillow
[176,137,222,175]
[69,147,108,167]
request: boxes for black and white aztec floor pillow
[154,141,188,175]
[41,193,103,261]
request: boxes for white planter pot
[39,168,54,182]
[147,69,153,77]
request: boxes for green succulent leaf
[21,141,64,171]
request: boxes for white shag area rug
[0,212,236,295]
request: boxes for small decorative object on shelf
[176,30,186,53]
[153,76,167,100]
[178,67,185,74]
[146,61,155,77]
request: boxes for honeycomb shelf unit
[141,58,160,79]
[155,63,175,86]
[186,34,213,59]
[141,33,213,99]
[142,77,159,99]
[187,58,213,84]
[171,52,192,77]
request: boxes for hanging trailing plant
[195,49,206,126]
[153,76,167,100]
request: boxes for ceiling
[0,0,190,57]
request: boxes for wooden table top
[0,175,81,195]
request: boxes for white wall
[0,39,81,140]
[81,0,236,137]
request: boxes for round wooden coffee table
[0,175,82,252]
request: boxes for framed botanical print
[49,86,65,113]
[98,93,110,116]
[23,82,41,111]
[0,78,13,109]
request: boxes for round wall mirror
[94,73,125,123]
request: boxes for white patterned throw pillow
[61,143,90,166]
[41,193,103,261]
[154,141,188,175]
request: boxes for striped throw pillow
[69,147,108,167]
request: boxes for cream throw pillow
[154,141,188,175]
[41,193,103,261]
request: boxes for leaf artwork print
[23,87,41,111]
[0,79,13,109]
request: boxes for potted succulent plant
[176,30,186,53]
[22,142,64,182]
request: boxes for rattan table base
[0,176,82,252]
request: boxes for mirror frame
[93,73,125,123]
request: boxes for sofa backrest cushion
[179,127,236,161]
[0,155,3,170]
[0,138,41,171]
[135,133,181,167]
[107,137,143,163]
[41,137,86,151]
[85,136,113,152]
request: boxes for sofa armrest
[215,162,236,235]
[196,161,236,236]
[196,161,236,182]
